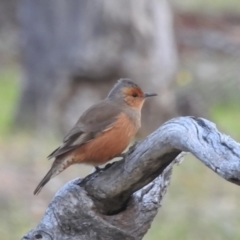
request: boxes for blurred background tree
[16,0,178,136]
[0,0,240,239]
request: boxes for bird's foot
[128,141,140,153]
[122,141,140,158]
[104,162,116,169]
[94,162,116,173]
[94,166,104,172]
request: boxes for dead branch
[22,116,240,240]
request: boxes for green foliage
[171,0,240,13]
[0,68,18,136]
[210,102,240,140]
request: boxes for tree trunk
[22,116,240,239]
[16,0,178,135]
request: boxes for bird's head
[107,79,157,110]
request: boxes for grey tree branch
[22,116,240,240]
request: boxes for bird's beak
[144,92,158,98]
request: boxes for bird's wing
[48,100,122,159]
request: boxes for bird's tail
[33,168,55,195]
[34,156,72,195]
[34,162,64,195]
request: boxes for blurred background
[1,0,240,239]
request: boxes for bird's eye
[132,93,138,98]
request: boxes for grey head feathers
[107,78,140,100]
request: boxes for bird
[33,78,157,195]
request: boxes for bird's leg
[104,162,116,169]
[95,141,140,174]
[115,141,140,159]
[94,162,115,172]
[128,141,140,154]
[94,166,104,172]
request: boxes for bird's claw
[94,166,103,172]
[104,162,115,169]
[94,162,116,173]
[126,141,139,156]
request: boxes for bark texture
[22,116,240,240]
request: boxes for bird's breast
[73,112,139,165]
